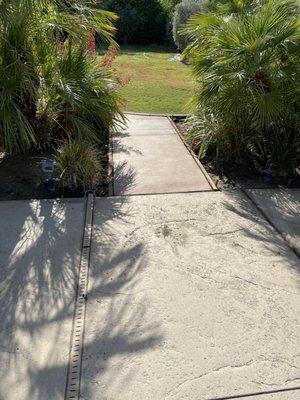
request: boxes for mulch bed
[0,144,109,201]
[173,117,300,191]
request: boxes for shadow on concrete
[80,198,163,398]
[245,188,300,257]
[111,129,138,195]
[223,191,300,273]
[113,160,137,195]
[113,132,143,156]
[0,198,161,400]
[0,200,82,400]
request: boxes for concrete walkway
[0,192,299,400]
[112,114,214,195]
[0,192,299,399]
[0,199,85,400]
[82,192,300,400]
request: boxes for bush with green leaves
[0,0,123,154]
[55,139,101,190]
[39,42,122,145]
[173,0,203,50]
[159,0,182,45]
[160,0,182,13]
[184,0,300,178]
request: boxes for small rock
[169,54,181,62]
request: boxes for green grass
[103,46,194,114]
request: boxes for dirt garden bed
[0,141,110,201]
[172,117,300,191]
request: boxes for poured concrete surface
[82,192,300,400]
[240,391,300,400]
[112,114,213,195]
[0,199,85,400]
[246,189,300,256]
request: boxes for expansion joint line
[65,193,94,400]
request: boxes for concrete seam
[110,189,216,198]
[206,385,300,400]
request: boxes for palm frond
[184,0,300,175]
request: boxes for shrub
[38,42,122,145]
[55,140,101,191]
[159,0,182,45]
[0,0,122,154]
[184,0,300,178]
[173,0,203,50]
[160,0,182,14]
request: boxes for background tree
[101,0,168,44]
[173,0,203,50]
[159,0,182,45]
[160,0,182,13]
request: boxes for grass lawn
[103,46,194,115]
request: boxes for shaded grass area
[104,46,194,114]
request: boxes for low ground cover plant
[184,0,299,180]
[55,140,101,192]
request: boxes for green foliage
[101,0,168,44]
[55,139,101,190]
[160,0,182,45]
[184,0,300,177]
[160,0,182,13]
[39,42,122,143]
[173,0,203,50]
[0,0,123,154]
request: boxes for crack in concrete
[231,275,299,295]
[166,360,254,398]
[250,380,278,387]
[285,377,300,383]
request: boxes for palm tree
[184,0,299,176]
[0,0,122,153]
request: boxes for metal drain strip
[65,193,94,400]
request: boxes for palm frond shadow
[113,160,137,195]
[223,191,299,273]
[0,197,162,399]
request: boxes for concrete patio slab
[112,114,213,195]
[246,189,300,256]
[82,191,300,400]
[0,199,85,400]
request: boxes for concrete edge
[97,190,224,200]
[242,189,300,258]
[167,117,218,192]
[104,189,216,198]
[108,130,114,197]
[0,197,85,204]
